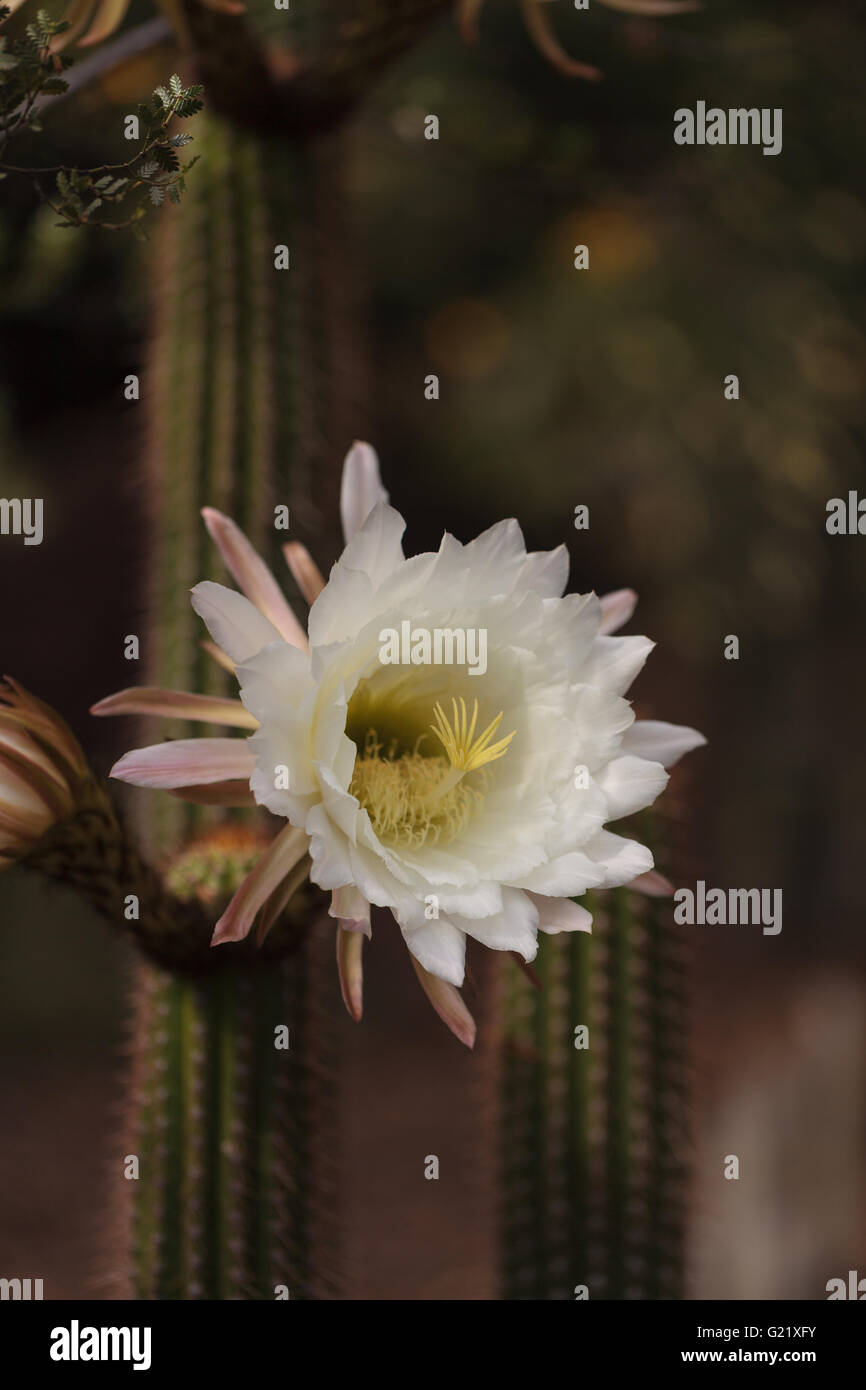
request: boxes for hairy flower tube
[97,443,705,1045]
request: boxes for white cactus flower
[98,443,704,1045]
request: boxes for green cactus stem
[499,829,690,1300]
[113,78,371,1294]
[123,943,338,1300]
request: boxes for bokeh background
[1,0,864,1298]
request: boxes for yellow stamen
[347,699,514,849]
[430,697,515,773]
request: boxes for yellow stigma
[347,697,514,849]
[430,697,515,773]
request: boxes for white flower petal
[307,564,375,649]
[401,918,467,986]
[256,852,311,944]
[340,441,388,542]
[434,881,503,919]
[110,738,255,789]
[191,581,283,664]
[596,754,668,820]
[583,829,654,887]
[212,822,308,945]
[570,684,635,770]
[511,850,605,897]
[461,518,527,594]
[628,869,674,897]
[91,687,257,729]
[621,719,707,768]
[338,501,406,590]
[336,925,365,1021]
[455,887,539,960]
[329,884,371,937]
[236,641,314,721]
[517,544,570,598]
[582,634,655,696]
[282,541,326,604]
[410,956,476,1048]
[527,892,593,934]
[598,587,638,634]
[306,802,357,890]
[201,508,307,648]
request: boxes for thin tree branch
[34,16,173,113]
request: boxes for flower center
[348,696,514,849]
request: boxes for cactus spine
[119,104,352,1298]
[125,952,337,1300]
[499,821,690,1300]
[121,0,456,1300]
[144,112,317,849]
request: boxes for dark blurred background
[1,0,864,1297]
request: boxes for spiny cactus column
[116,102,363,1297]
[499,844,690,1299]
[19,755,337,1297]
[125,952,337,1300]
[143,110,355,849]
[120,0,456,1302]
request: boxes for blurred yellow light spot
[778,440,831,492]
[426,299,510,380]
[549,203,657,281]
